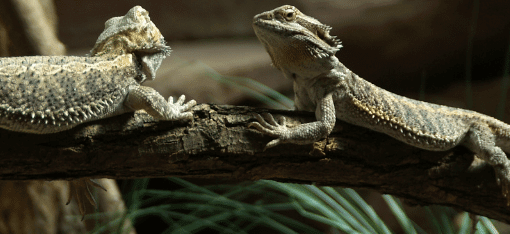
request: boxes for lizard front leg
[249,93,336,149]
[67,86,195,219]
[125,86,196,121]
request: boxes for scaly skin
[249,5,510,204]
[0,6,196,218]
[0,6,195,134]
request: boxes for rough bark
[0,103,508,223]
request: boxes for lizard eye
[284,10,296,21]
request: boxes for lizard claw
[168,95,196,110]
[262,113,287,128]
[265,138,283,150]
[249,114,275,133]
[172,94,186,105]
[248,113,290,149]
[66,178,108,220]
[166,95,196,121]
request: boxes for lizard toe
[181,99,197,111]
[176,95,186,105]
[179,112,194,121]
[248,122,275,135]
[253,113,278,130]
[66,178,108,220]
[262,113,280,126]
[494,166,510,205]
[277,115,287,125]
[265,138,282,150]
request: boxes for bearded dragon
[0,6,196,216]
[248,5,510,204]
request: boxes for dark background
[55,0,510,122]
[2,0,510,232]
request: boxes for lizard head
[90,6,171,81]
[253,5,342,71]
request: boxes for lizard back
[337,67,510,151]
[251,5,510,205]
[0,54,140,133]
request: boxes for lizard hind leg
[66,178,107,220]
[463,123,510,204]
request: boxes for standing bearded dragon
[0,6,196,216]
[249,5,510,204]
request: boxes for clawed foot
[166,95,196,121]
[66,178,107,220]
[248,113,290,150]
[495,165,510,206]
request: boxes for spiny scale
[0,55,135,133]
[0,6,196,220]
[251,5,510,205]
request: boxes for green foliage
[91,0,509,230]
[91,178,500,233]
[124,178,323,233]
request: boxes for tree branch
[0,103,508,223]
[0,0,65,56]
